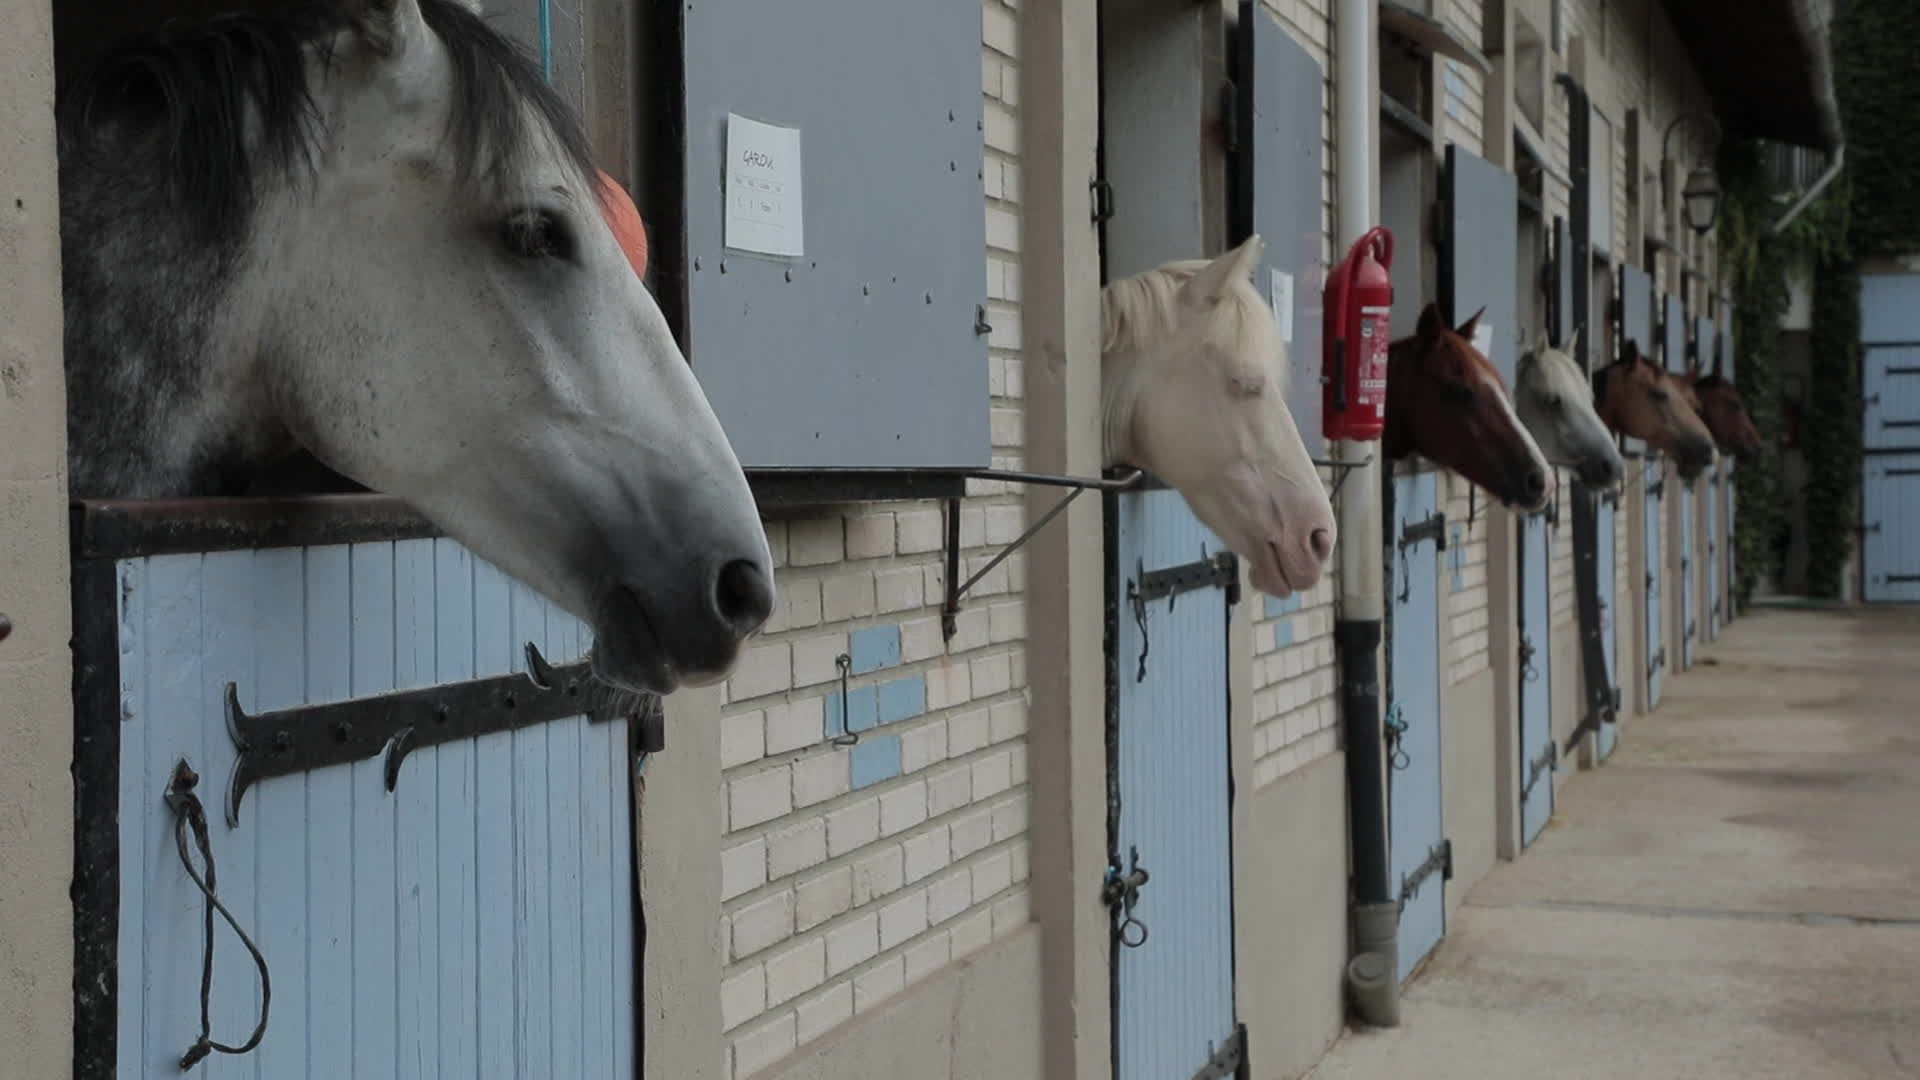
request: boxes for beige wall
[0,1,73,1077]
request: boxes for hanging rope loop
[166,759,272,1071]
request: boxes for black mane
[57,0,599,246]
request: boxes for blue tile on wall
[849,625,902,674]
[1264,593,1303,619]
[877,675,927,727]
[827,685,880,736]
[1275,619,1296,647]
[850,734,902,789]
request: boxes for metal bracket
[1127,550,1239,682]
[1650,646,1667,674]
[1189,1024,1248,1080]
[1399,838,1452,909]
[223,642,643,827]
[941,467,1148,641]
[1522,739,1558,799]
[1519,635,1540,683]
[1315,454,1375,500]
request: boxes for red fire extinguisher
[1322,226,1395,441]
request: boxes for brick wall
[716,3,1032,1073]
[1249,0,1342,791]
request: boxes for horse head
[1596,343,1717,479]
[1100,235,1337,599]
[1515,329,1624,492]
[1683,369,1764,458]
[57,0,774,694]
[1385,303,1554,511]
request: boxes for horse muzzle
[588,556,776,695]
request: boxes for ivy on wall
[1834,0,1920,259]
[1803,257,1862,598]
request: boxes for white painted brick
[846,513,895,560]
[900,720,948,774]
[985,205,1019,253]
[827,912,880,976]
[972,849,1014,900]
[970,653,1013,698]
[983,505,1024,546]
[822,571,877,623]
[826,796,881,857]
[947,707,991,757]
[787,518,844,566]
[989,405,1023,447]
[765,937,827,1008]
[796,982,854,1047]
[982,3,1017,57]
[721,709,766,770]
[928,765,972,817]
[733,1011,798,1076]
[875,568,924,614]
[958,507,987,548]
[783,579,823,631]
[766,697,826,755]
[730,768,793,831]
[988,699,1027,742]
[796,865,853,933]
[728,642,792,703]
[928,869,973,927]
[879,889,929,950]
[945,608,989,654]
[792,750,851,808]
[721,963,766,1032]
[923,565,948,608]
[904,929,952,986]
[983,102,1017,155]
[901,617,945,664]
[950,806,994,860]
[733,889,795,959]
[998,66,1020,110]
[987,601,1025,645]
[879,780,929,836]
[768,818,828,881]
[791,632,848,691]
[721,837,768,902]
[902,826,952,884]
[973,751,1013,799]
[851,845,905,905]
[927,662,975,711]
[1009,745,1028,786]
[982,53,1008,100]
[1011,839,1030,883]
[951,908,993,960]
[1005,356,1024,399]
[990,890,1031,938]
[853,955,906,1014]
[896,509,944,554]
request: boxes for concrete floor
[1307,606,1920,1080]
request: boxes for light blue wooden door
[1862,344,1920,600]
[1706,472,1723,639]
[1678,481,1697,669]
[1518,510,1555,845]
[1595,494,1620,760]
[1644,458,1666,707]
[113,541,635,1079]
[1110,488,1239,1080]
[1387,471,1446,981]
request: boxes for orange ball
[596,168,649,280]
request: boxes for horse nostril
[1308,527,1335,562]
[713,559,774,635]
[1525,470,1547,497]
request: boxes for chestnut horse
[1681,366,1764,456]
[1595,342,1717,479]
[1385,303,1554,511]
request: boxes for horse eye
[1545,393,1563,410]
[500,208,574,261]
[1445,382,1476,405]
[1650,387,1671,402]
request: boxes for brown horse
[1681,367,1764,456]
[1386,303,1554,511]
[1595,342,1717,479]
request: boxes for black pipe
[1336,618,1388,901]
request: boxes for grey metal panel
[1678,484,1697,669]
[1388,471,1445,981]
[1865,345,1920,452]
[1518,511,1555,845]
[1663,294,1688,376]
[1861,272,1920,344]
[1644,457,1665,706]
[1111,490,1237,1080]
[1862,452,1920,602]
[114,543,633,1079]
[1102,0,1217,280]
[1552,217,1576,351]
[1694,316,1717,378]
[1244,9,1327,458]
[1381,131,1433,340]
[1595,497,1619,760]
[1443,145,1520,387]
[681,0,989,468]
[1618,265,1653,364]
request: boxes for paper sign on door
[725,113,804,258]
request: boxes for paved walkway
[1307,606,1920,1080]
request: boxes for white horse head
[1515,331,1625,493]
[57,0,772,694]
[1100,235,1337,597]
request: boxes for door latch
[1102,846,1151,948]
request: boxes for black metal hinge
[1190,1023,1248,1080]
[1400,512,1449,552]
[1647,477,1666,498]
[1650,646,1667,673]
[1399,839,1452,909]
[1127,550,1239,682]
[1091,178,1115,224]
[1522,739,1558,799]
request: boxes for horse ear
[1455,306,1486,343]
[1565,326,1581,357]
[358,0,432,58]
[1179,234,1265,308]
[1416,303,1445,341]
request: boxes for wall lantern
[1661,111,1724,238]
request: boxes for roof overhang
[1658,0,1840,152]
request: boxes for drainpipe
[1333,0,1399,1029]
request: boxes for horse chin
[589,586,679,695]
[1248,552,1295,600]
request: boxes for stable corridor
[1309,606,1920,1079]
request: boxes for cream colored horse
[1101,235,1337,598]
[1515,331,1626,491]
